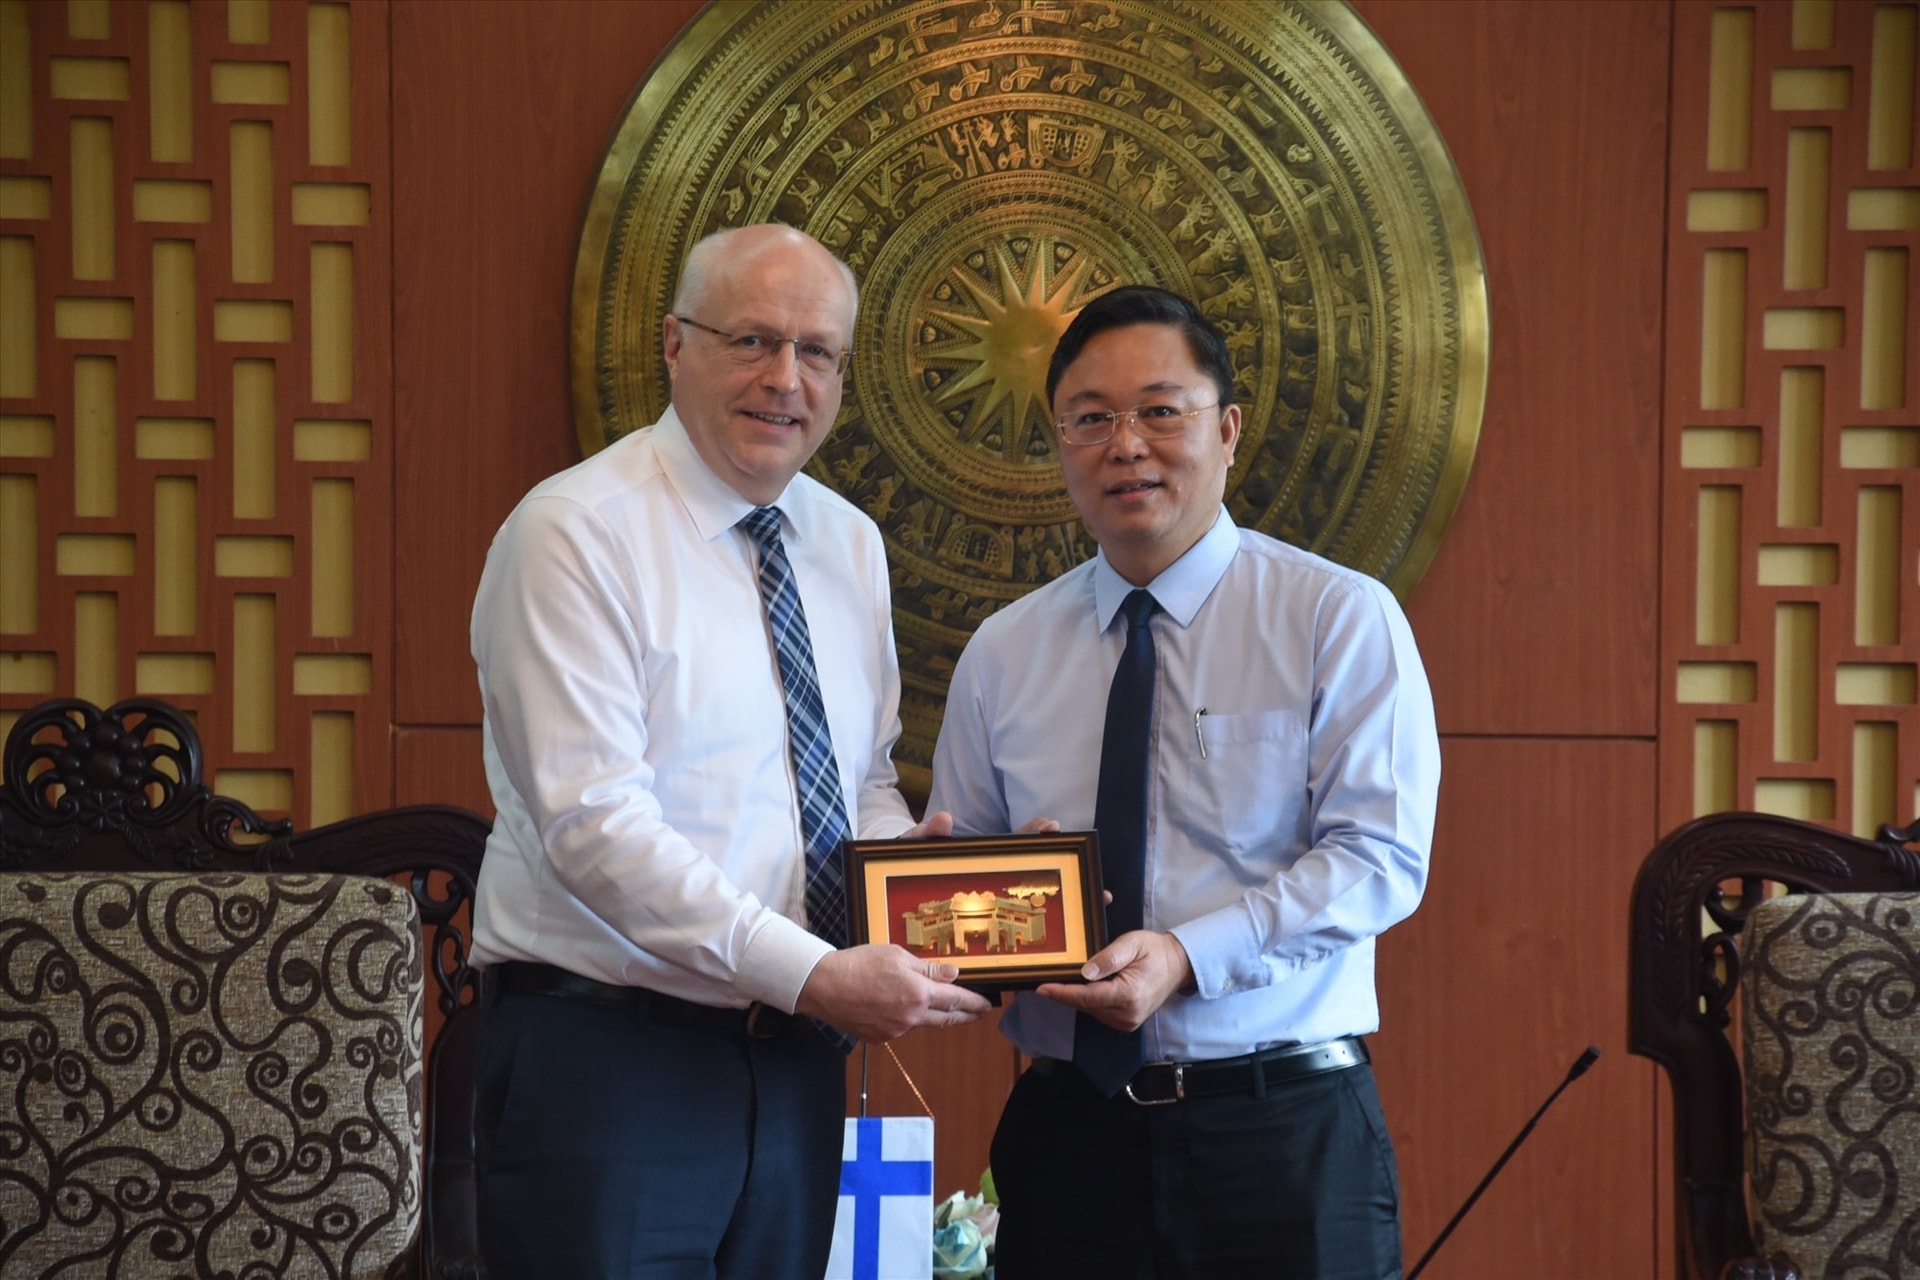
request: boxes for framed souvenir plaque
[842,831,1106,989]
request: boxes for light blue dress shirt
[929,508,1441,1063]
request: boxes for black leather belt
[490,961,795,1039]
[1034,1036,1368,1105]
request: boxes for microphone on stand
[1405,1046,1601,1280]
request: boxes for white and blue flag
[826,1116,934,1280]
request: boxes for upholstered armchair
[1628,811,1920,1280]
[0,698,490,1279]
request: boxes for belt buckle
[1124,1061,1184,1106]
[745,1002,780,1039]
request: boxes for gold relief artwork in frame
[570,0,1488,791]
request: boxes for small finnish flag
[825,1116,934,1280]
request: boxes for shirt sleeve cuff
[1168,904,1269,1000]
[738,913,836,1013]
[858,811,917,840]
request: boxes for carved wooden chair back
[0,697,489,1279]
[1627,811,1920,1280]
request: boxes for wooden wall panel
[394,723,490,813]
[1354,0,1669,738]
[390,0,704,726]
[1374,737,1661,1280]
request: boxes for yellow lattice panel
[0,1,393,823]
[1664,0,1920,837]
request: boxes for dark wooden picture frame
[841,831,1107,989]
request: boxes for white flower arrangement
[931,1170,1000,1279]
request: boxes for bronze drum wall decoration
[571,0,1488,790]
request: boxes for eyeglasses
[673,315,853,377]
[1054,402,1220,447]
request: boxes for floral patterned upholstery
[1741,892,1920,1280]
[0,871,424,1279]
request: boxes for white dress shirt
[469,408,916,1013]
[929,508,1441,1062]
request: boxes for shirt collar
[651,406,812,543]
[1092,507,1238,632]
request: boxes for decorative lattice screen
[0,0,391,825]
[1661,0,1919,837]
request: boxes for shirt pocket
[1193,709,1309,857]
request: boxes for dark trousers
[990,1059,1403,1280]
[474,982,846,1280]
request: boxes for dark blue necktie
[1074,588,1159,1095]
[740,507,857,1051]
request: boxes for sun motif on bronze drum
[571,1,1487,789]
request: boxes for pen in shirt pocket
[1193,707,1208,759]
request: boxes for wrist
[1166,932,1198,996]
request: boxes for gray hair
[671,224,859,326]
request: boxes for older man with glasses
[930,284,1442,1280]
[468,223,991,1280]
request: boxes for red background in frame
[881,869,1069,958]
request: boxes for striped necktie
[1074,588,1159,1095]
[738,507,855,959]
